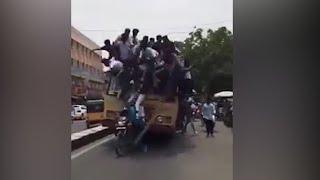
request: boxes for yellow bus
[96,72,182,135]
[86,99,105,127]
[102,93,181,135]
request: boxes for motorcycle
[114,108,149,157]
[114,110,132,157]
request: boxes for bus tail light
[156,116,172,124]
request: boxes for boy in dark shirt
[92,39,120,60]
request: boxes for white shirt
[179,59,192,79]
[191,103,197,111]
[202,103,216,121]
[132,46,159,60]
[142,47,159,60]
[185,71,192,80]
[109,58,123,69]
[132,45,142,57]
[115,35,130,44]
[118,42,132,60]
[130,36,139,46]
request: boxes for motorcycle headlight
[119,116,126,121]
[118,121,125,126]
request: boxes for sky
[71,0,233,57]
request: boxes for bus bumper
[148,124,176,135]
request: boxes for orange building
[71,26,106,104]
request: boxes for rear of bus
[86,99,105,127]
[143,95,180,135]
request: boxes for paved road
[72,121,233,180]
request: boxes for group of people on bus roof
[93,28,194,120]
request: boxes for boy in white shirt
[202,97,216,137]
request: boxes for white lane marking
[71,134,115,160]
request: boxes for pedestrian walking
[182,97,198,135]
[202,97,216,137]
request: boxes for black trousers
[179,79,194,96]
[204,118,215,135]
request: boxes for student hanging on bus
[131,28,139,47]
[152,35,163,54]
[92,39,120,61]
[115,28,131,45]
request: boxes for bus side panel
[87,112,104,123]
[102,95,125,130]
[104,95,125,113]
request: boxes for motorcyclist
[126,100,148,152]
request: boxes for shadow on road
[100,133,196,159]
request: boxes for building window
[84,49,88,61]
[90,52,93,59]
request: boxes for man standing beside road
[202,97,216,137]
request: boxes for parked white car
[71,108,75,119]
[72,105,87,120]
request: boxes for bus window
[86,100,104,113]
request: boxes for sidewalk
[71,120,87,133]
[71,125,111,151]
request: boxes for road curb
[71,126,113,151]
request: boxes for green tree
[181,27,233,96]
